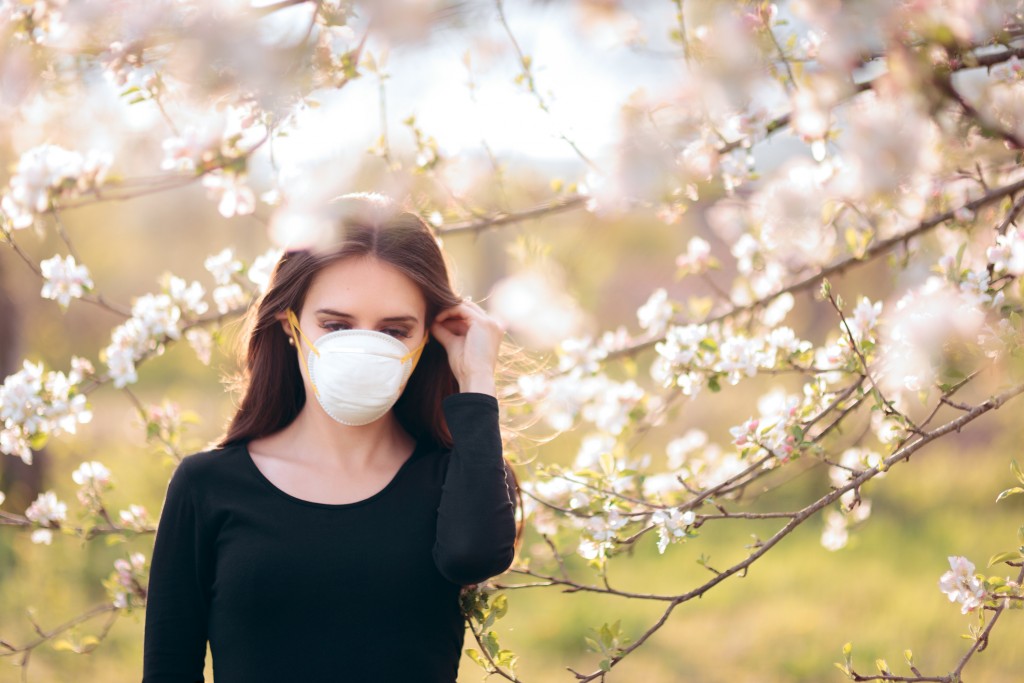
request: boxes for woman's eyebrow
[315,308,419,324]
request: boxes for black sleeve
[142,457,209,683]
[432,392,517,586]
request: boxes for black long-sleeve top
[142,392,517,683]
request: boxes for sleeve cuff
[441,392,499,409]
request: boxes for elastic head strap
[401,331,430,367]
[286,309,321,398]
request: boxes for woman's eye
[321,321,409,338]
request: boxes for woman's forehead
[305,256,426,316]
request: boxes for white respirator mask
[287,308,428,426]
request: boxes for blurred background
[2,0,1024,681]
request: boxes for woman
[142,192,521,682]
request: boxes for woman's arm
[432,392,517,586]
[142,457,209,683]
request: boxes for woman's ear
[273,309,292,339]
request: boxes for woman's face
[283,254,428,354]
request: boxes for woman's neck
[271,404,416,472]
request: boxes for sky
[265,1,686,175]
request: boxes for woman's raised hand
[429,299,504,396]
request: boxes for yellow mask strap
[401,331,430,368]
[286,309,321,398]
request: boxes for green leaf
[996,487,1024,502]
[496,649,517,669]
[105,534,128,546]
[833,662,852,678]
[29,431,48,450]
[52,639,75,652]
[987,550,1022,568]
[600,623,613,649]
[954,242,967,273]
[1012,459,1024,485]
[483,631,500,658]
[492,593,508,619]
[465,648,491,672]
[600,659,611,672]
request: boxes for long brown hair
[218,193,524,549]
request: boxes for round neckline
[240,440,423,510]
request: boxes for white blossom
[202,171,256,218]
[939,556,986,614]
[641,472,685,500]
[1,144,111,229]
[829,447,884,487]
[185,328,214,365]
[750,159,837,269]
[101,293,183,388]
[840,490,872,522]
[68,357,95,385]
[72,461,112,488]
[118,504,150,531]
[0,360,91,465]
[132,293,182,341]
[167,276,209,317]
[204,248,244,285]
[25,490,67,526]
[761,292,795,327]
[111,552,147,608]
[877,278,986,399]
[213,283,248,314]
[675,236,715,276]
[247,248,283,292]
[677,138,719,181]
[987,227,1024,276]
[580,379,645,435]
[573,433,617,471]
[577,506,628,561]
[837,92,940,200]
[40,254,93,309]
[31,528,54,545]
[103,319,145,388]
[637,288,674,335]
[821,509,848,551]
[715,336,762,384]
[0,0,68,42]
[0,360,45,433]
[790,86,830,141]
[731,233,761,275]
[666,429,708,469]
[161,125,222,172]
[651,507,696,554]
[101,40,145,87]
[847,297,882,344]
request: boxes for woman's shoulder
[178,442,248,479]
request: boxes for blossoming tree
[2,0,1024,680]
